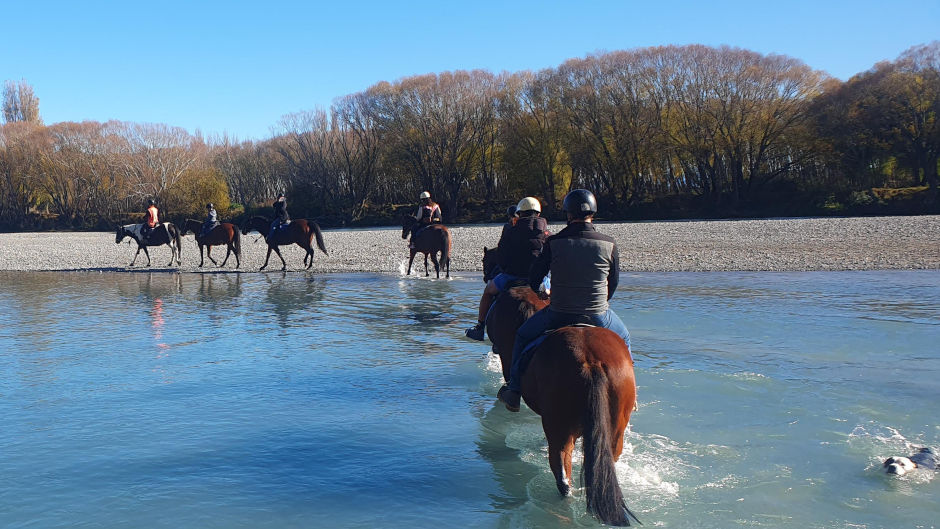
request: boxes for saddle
[520,322,598,358]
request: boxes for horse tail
[233,225,242,259]
[439,228,451,269]
[311,221,328,255]
[582,366,639,527]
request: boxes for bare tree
[2,79,41,124]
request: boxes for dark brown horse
[115,223,182,267]
[241,216,327,271]
[480,247,640,526]
[181,219,242,268]
[401,216,450,278]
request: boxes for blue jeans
[492,272,521,292]
[507,307,630,393]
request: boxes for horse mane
[507,286,548,319]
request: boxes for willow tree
[499,69,572,212]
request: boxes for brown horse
[181,219,242,268]
[115,222,182,267]
[241,216,327,271]
[401,215,451,278]
[480,247,640,526]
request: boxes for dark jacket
[529,221,619,315]
[498,215,549,277]
[273,199,290,224]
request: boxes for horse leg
[166,243,175,267]
[430,252,440,279]
[273,246,288,271]
[302,243,314,270]
[220,245,231,267]
[423,254,430,277]
[198,244,205,267]
[206,245,219,266]
[260,247,273,271]
[407,250,416,275]
[544,421,576,496]
[143,246,152,267]
[130,246,141,267]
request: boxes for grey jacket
[529,221,619,314]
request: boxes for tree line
[1,42,938,230]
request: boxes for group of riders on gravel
[138,188,628,412]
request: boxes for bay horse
[241,216,327,271]
[480,247,640,526]
[115,222,182,267]
[181,219,242,268]
[401,216,451,278]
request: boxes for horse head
[482,246,499,282]
[401,215,417,240]
[240,217,257,235]
[115,226,126,244]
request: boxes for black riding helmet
[562,189,597,218]
[207,203,214,209]
[147,199,155,206]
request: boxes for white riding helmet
[516,196,541,213]
[419,191,431,200]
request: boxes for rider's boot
[497,385,521,412]
[465,321,485,341]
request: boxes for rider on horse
[410,191,442,249]
[465,197,549,340]
[267,193,290,243]
[143,198,160,240]
[200,202,219,237]
[497,189,631,412]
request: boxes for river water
[0,270,937,528]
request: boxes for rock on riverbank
[0,216,937,273]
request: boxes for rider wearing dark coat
[465,197,549,341]
[267,194,290,243]
[497,189,631,412]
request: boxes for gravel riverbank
[0,215,938,273]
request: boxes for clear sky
[3,0,938,141]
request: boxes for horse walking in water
[181,219,242,268]
[401,215,451,278]
[115,223,182,267]
[480,247,640,526]
[241,216,327,271]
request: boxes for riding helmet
[562,189,597,217]
[147,199,155,206]
[206,203,214,209]
[516,196,541,213]
[419,191,431,200]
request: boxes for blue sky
[3,0,938,141]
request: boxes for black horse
[115,223,182,267]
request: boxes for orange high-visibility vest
[146,206,159,227]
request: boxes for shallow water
[0,270,937,528]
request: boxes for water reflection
[261,273,326,328]
[396,277,461,325]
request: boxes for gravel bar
[0,216,938,273]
